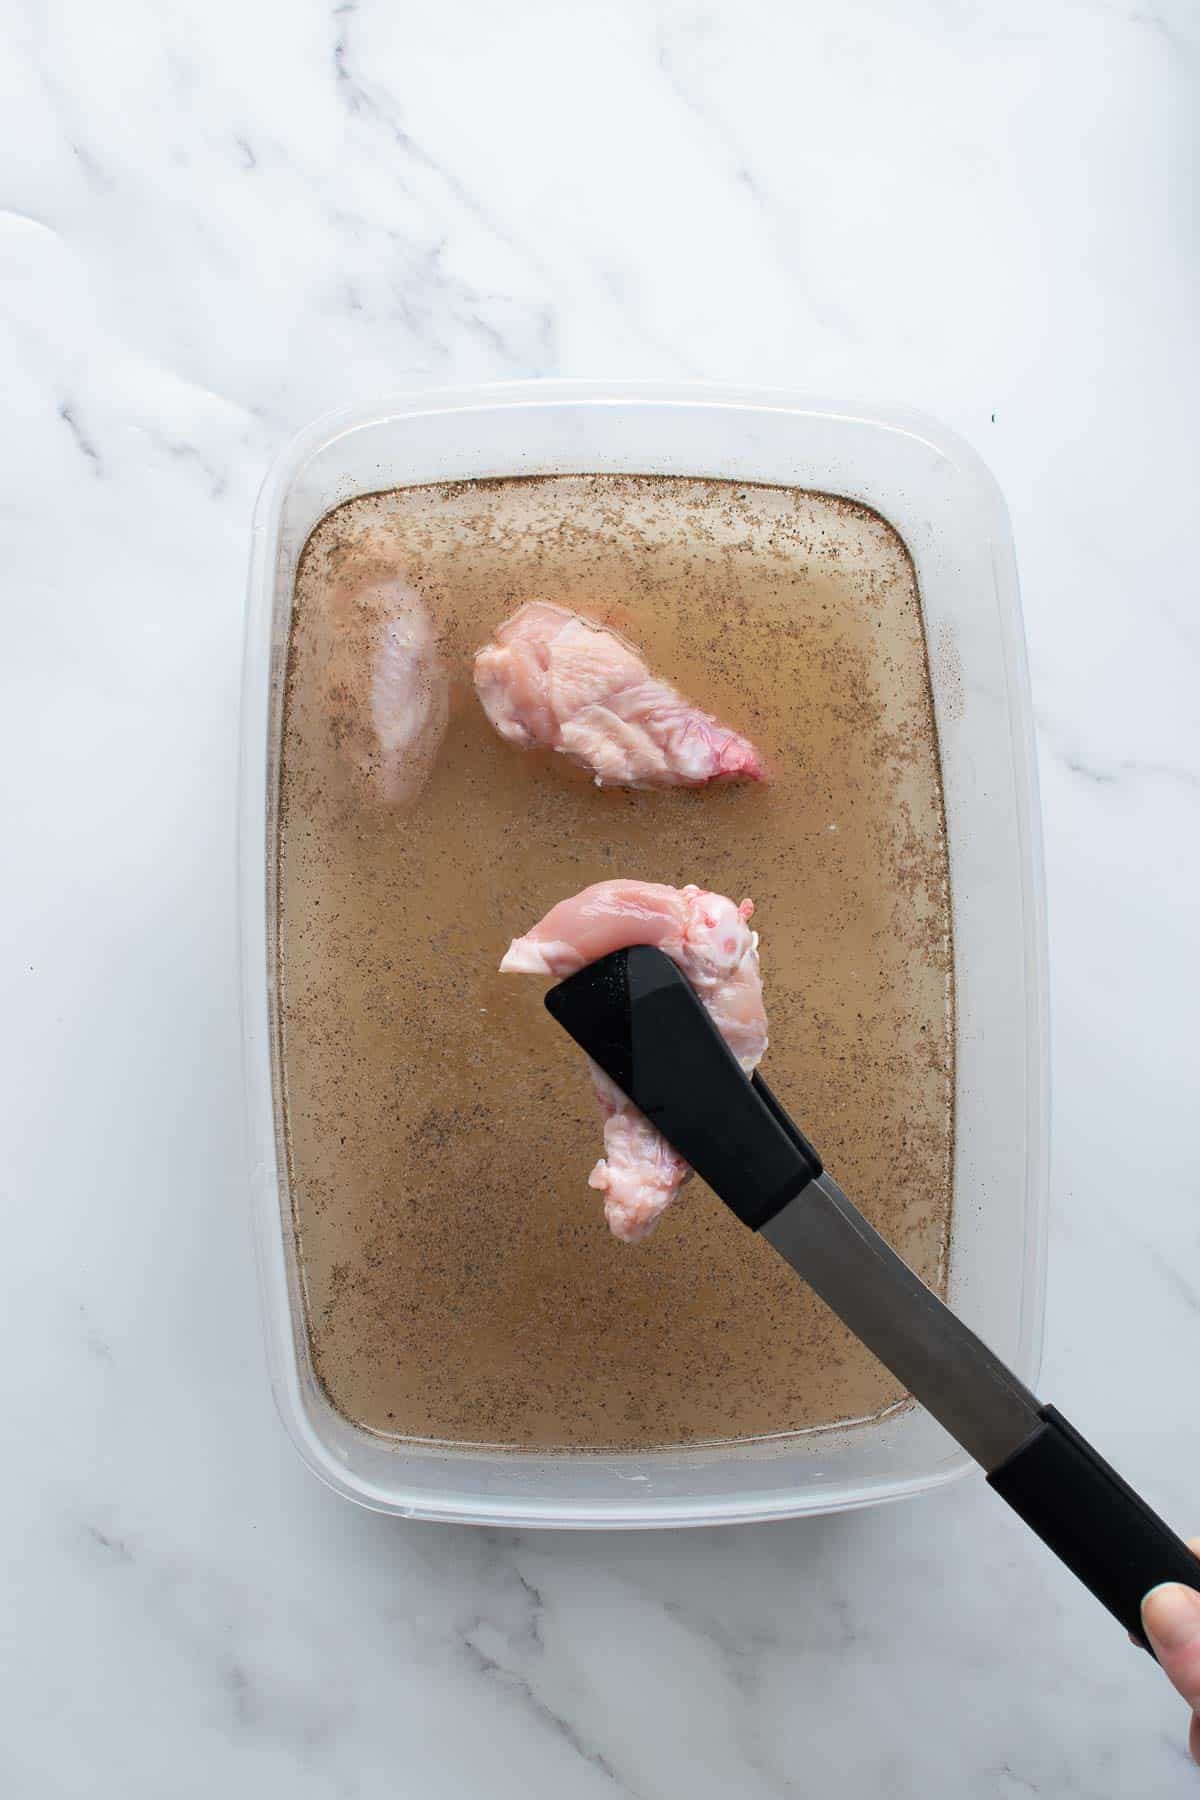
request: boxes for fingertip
[1143,1583,1200,1657]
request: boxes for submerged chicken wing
[317,573,449,807]
[474,602,764,789]
[501,879,769,1241]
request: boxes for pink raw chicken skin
[501,879,769,1242]
[473,602,765,789]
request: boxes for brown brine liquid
[276,476,953,1451]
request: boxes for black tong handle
[989,1406,1200,1650]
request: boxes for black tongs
[546,944,1200,1650]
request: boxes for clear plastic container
[240,381,1048,1527]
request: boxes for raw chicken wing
[474,602,764,789]
[501,879,769,1241]
[318,574,449,807]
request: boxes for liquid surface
[276,476,954,1450]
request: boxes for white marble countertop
[3,2,1198,1794]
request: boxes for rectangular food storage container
[240,381,1048,1527]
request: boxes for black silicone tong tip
[544,945,820,1229]
[543,947,634,1094]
